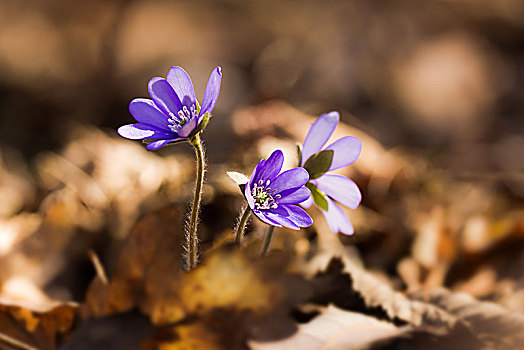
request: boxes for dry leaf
[0,298,77,350]
[250,305,410,350]
[82,205,186,318]
[307,255,458,333]
[411,288,524,349]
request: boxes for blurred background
[0,0,523,314]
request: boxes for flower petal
[129,98,170,130]
[276,187,311,204]
[271,167,309,194]
[249,158,266,188]
[315,174,361,209]
[301,111,339,165]
[323,198,354,235]
[253,210,282,227]
[146,137,183,151]
[279,205,313,228]
[244,180,255,209]
[324,136,362,171]
[300,196,314,208]
[148,77,183,116]
[166,66,196,107]
[117,123,174,140]
[199,66,222,118]
[265,209,300,230]
[178,115,199,137]
[255,150,284,183]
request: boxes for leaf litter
[0,103,522,349]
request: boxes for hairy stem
[260,225,275,257]
[187,133,205,270]
[235,205,251,244]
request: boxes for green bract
[302,150,334,179]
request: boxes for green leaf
[296,143,303,166]
[303,150,334,179]
[305,182,329,211]
[227,171,249,185]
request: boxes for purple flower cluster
[117,65,364,243]
[118,66,222,150]
[245,150,313,230]
[300,112,362,235]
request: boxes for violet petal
[254,210,282,227]
[199,66,222,119]
[315,174,361,209]
[117,123,174,140]
[280,205,313,227]
[271,167,309,194]
[323,198,354,235]
[129,98,170,131]
[146,137,183,151]
[300,196,314,209]
[324,136,362,171]
[249,158,266,187]
[301,111,339,165]
[255,150,284,183]
[277,187,311,204]
[265,209,300,230]
[166,66,196,107]
[244,180,255,209]
[178,115,199,137]
[148,77,183,116]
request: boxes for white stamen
[251,178,279,210]
[167,104,197,133]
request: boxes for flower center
[251,179,281,210]
[167,104,197,133]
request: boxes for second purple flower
[245,150,313,230]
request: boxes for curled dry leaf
[307,255,458,333]
[250,305,411,350]
[307,254,524,348]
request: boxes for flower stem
[260,225,275,257]
[187,133,205,270]
[235,205,251,244]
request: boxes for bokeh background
[0,0,523,324]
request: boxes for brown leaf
[250,305,411,350]
[411,288,524,349]
[307,254,524,348]
[307,255,458,333]
[0,299,77,350]
[82,205,186,318]
[146,248,309,327]
[82,205,309,348]
[121,247,310,349]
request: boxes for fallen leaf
[307,255,458,333]
[82,205,186,318]
[411,288,524,349]
[0,298,77,350]
[250,305,411,350]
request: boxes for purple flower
[245,150,313,230]
[118,66,222,150]
[300,111,362,235]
